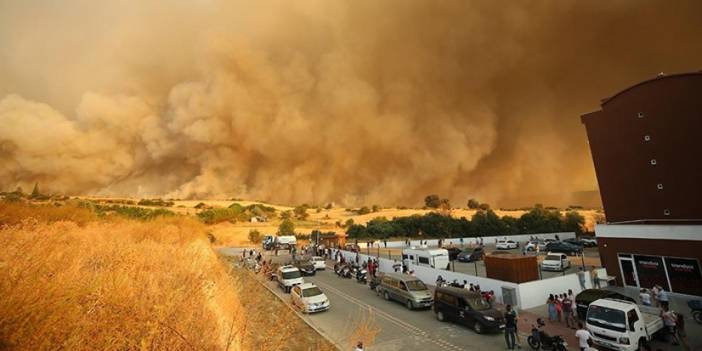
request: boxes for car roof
[279,265,299,271]
[298,282,318,289]
[591,298,636,310]
[382,272,422,282]
[436,286,483,298]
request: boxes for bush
[356,206,371,215]
[248,229,262,244]
[424,194,441,208]
[137,198,174,207]
[371,205,380,212]
[197,208,244,224]
[278,219,295,236]
[194,202,207,209]
[293,205,309,220]
[467,198,480,209]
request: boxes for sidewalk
[519,304,580,349]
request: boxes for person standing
[651,285,661,306]
[577,267,587,290]
[563,293,576,329]
[547,294,557,322]
[658,286,670,308]
[504,305,517,350]
[661,305,680,346]
[591,267,600,288]
[575,322,592,351]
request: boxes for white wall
[329,247,602,310]
[356,232,576,248]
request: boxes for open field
[0,202,331,351]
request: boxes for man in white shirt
[575,322,592,351]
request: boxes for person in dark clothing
[504,305,517,350]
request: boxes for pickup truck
[586,298,663,351]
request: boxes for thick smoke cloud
[1,0,701,206]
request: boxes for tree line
[346,206,586,240]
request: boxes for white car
[291,283,330,313]
[541,252,571,271]
[525,240,547,252]
[496,240,518,250]
[277,265,304,293]
[311,256,326,270]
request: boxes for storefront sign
[633,255,669,291]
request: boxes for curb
[243,266,343,351]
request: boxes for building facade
[581,72,702,296]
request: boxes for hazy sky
[1,0,701,207]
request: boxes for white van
[402,248,450,270]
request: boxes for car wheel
[473,321,484,334]
[384,291,390,301]
[406,299,414,310]
[436,311,445,322]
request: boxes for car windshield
[587,305,626,332]
[282,271,301,279]
[466,297,491,311]
[302,287,323,297]
[405,280,427,291]
[545,255,561,261]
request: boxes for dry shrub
[0,202,96,226]
[345,308,379,350]
[0,217,244,350]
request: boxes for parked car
[541,253,571,271]
[291,283,330,313]
[310,256,326,270]
[276,265,304,293]
[579,237,597,247]
[457,247,485,262]
[496,240,518,250]
[563,238,584,248]
[446,247,463,261]
[575,289,636,320]
[434,286,505,334]
[292,259,317,276]
[376,273,433,310]
[544,241,582,256]
[524,240,547,252]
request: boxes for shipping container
[484,253,538,283]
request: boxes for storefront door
[618,256,639,288]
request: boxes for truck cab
[586,298,663,351]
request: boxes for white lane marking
[311,274,468,351]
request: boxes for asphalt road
[256,251,512,351]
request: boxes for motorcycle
[336,263,352,278]
[356,268,368,284]
[689,300,702,324]
[528,320,567,351]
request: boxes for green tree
[344,218,355,228]
[248,229,262,243]
[562,211,585,235]
[478,202,491,211]
[371,205,380,212]
[293,205,309,220]
[467,198,480,209]
[280,210,292,220]
[278,219,295,236]
[357,206,371,215]
[424,194,441,208]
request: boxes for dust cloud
[1,1,701,207]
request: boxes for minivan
[434,287,505,334]
[376,273,433,310]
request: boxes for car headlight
[483,316,495,321]
[618,337,629,345]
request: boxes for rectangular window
[418,256,430,264]
[633,255,669,291]
[664,257,702,296]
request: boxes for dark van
[434,287,505,334]
[575,288,635,320]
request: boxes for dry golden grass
[0,214,244,350]
[0,202,97,226]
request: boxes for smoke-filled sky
[1,1,701,207]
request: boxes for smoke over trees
[1,1,701,207]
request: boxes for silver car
[376,273,433,310]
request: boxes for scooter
[356,268,368,284]
[527,319,567,351]
[689,300,702,324]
